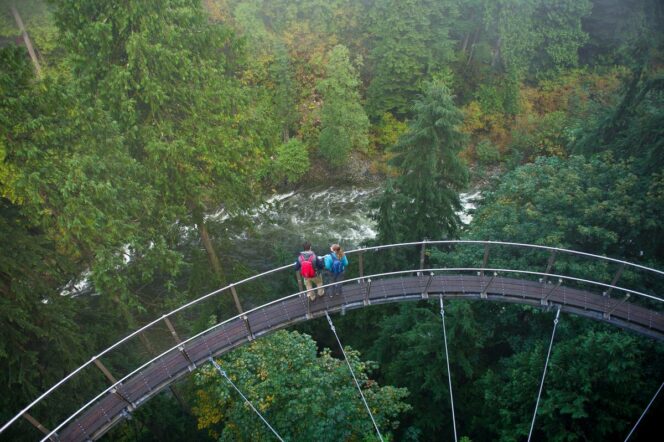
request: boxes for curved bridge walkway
[2,241,663,441]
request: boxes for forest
[1,0,663,440]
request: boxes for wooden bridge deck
[58,274,663,441]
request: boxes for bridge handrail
[362,240,664,276]
[40,266,664,441]
[2,240,662,436]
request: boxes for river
[61,186,480,295]
[214,185,481,271]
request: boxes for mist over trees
[1,0,662,440]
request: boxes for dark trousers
[325,271,345,295]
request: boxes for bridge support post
[542,250,557,285]
[419,239,427,273]
[363,279,372,306]
[358,249,365,279]
[22,413,51,437]
[305,295,312,320]
[481,272,497,299]
[242,315,255,341]
[481,244,490,277]
[296,272,304,293]
[178,345,196,372]
[541,279,562,305]
[422,273,434,300]
[603,263,625,297]
[163,316,182,344]
[93,357,118,384]
[93,357,138,412]
[112,388,136,410]
[604,293,631,319]
[229,284,243,315]
[156,317,191,414]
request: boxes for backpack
[299,254,316,278]
[329,253,344,275]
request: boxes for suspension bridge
[2,241,663,441]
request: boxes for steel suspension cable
[528,307,561,442]
[325,311,384,442]
[208,357,284,442]
[439,296,458,442]
[624,380,664,441]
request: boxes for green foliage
[318,44,369,167]
[272,139,310,184]
[368,301,490,438]
[468,155,661,260]
[572,60,664,175]
[475,139,501,164]
[193,330,411,441]
[374,82,469,245]
[366,0,457,118]
[52,0,272,292]
[480,327,664,441]
[483,0,592,77]
[534,0,592,72]
[0,0,60,63]
[0,45,147,279]
[0,198,98,433]
[372,113,409,152]
[509,110,569,163]
[581,0,663,65]
[2,2,663,441]
[319,126,352,168]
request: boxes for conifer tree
[318,44,369,167]
[366,0,457,118]
[53,0,265,292]
[375,82,469,244]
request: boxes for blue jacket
[324,253,348,272]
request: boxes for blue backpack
[329,253,344,275]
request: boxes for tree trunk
[194,209,225,283]
[466,29,481,67]
[461,32,470,54]
[491,36,502,68]
[10,5,42,78]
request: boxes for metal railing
[2,240,662,439]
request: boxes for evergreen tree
[375,82,469,245]
[270,44,299,143]
[466,154,663,265]
[0,44,137,436]
[318,44,369,167]
[572,54,664,176]
[366,0,458,118]
[52,0,266,293]
[482,0,592,76]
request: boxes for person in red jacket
[294,241,325,300]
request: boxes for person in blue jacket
[324,243,349,296]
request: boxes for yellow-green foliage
[193,330,411,440]
[371,112,408,151]
[0,139,20,203]
[461,68,625,164]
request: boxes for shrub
[273,138,310,184]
